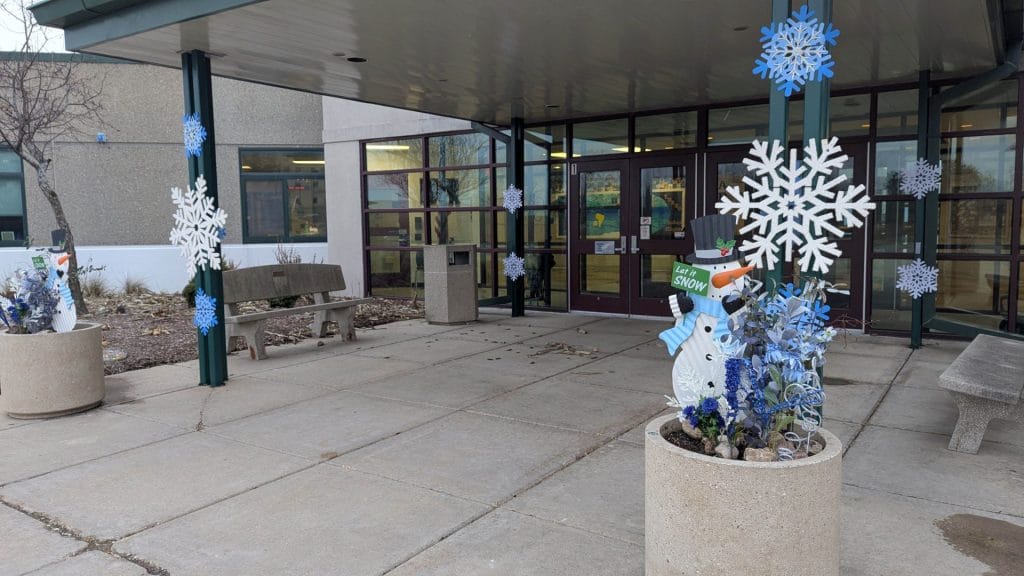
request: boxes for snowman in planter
[659,214,752,406]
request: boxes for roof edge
[29,0,150,29]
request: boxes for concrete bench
[223,264,370,360]
[939,334,1024,454]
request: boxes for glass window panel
[429,169,490,208]
[830,94,872,137]
[523,208,567,249]
[364,139,423,172]
[872,200,916,254]
[941,80,1018,132]
[429,133,490,167]
[0,179,23,216]
[876,90,918,137]
[580,254,619,295]
[430,211,491,246]
[635,112,698,152]
[240,150,324,173]
[715,161,746,200]
[368,250,423,299]
[527,125,567,162]
[935,260,1010,332]
[367,212,424,247]
[874,140,917,196]
[524,252,567,310]
[870,258,914,331]
[1016,264,1024,334]
[498,164,566,207]
[572,118,629,157]
[0,150,21,173]
[366,173,423,209]
[476,252,494,300]
[0,215,24,243]
[820,258,851,311]
[641,254,680,300]
[938,199,1012,254]
[244,180,285,238]
[708,104,768,146]
[641,165,688,240]
[579,170,621,240]
[941,135,1015,194]
[287,178,326,238]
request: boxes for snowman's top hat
[686,214,740,265]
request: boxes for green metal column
[910,70,931,348]
[766,0,790,289]
[183,50,227,387]
[508,117,525,316]
[802,0,831,146]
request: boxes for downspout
[916,39,1024,341]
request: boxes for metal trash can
[423,244,478,324]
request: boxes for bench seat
[939,334,1024,454]
[222,263,368,360]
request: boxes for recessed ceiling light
[438,78,448,83]
[347,56,367,63]
[960,123,973,129]
[331,52,346,58]
[733,26,749,32]
[545,104,560,109]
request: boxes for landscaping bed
[83,293,423,374]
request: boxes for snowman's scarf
[659,293,732,355]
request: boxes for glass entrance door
[570,161,630,313]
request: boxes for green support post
[508,117,525,316]
[802,0,831,285]
[766,0,790,289]
[182,50,227,387]
[910,70,931,348]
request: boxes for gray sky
[0,5,66,52]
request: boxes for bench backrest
[222,264,346,304]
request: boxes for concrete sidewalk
[2,312,1022,575]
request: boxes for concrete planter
[645,413,842,576]
[0,322,105,419]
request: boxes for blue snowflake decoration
[182,113,207,158]
[753,4,839,97]
[193,288,218,336]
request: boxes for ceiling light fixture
[365,144,411,151]
[292,160,326,165]
[347,56,367,63]
[545,104,560,109]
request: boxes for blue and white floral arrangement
[0,268,60,334]
[668,279,836,461]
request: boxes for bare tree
[0,0,103,312]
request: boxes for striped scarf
[659,293,733,355]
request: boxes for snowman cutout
[659,214,752,407]
[46,251,77,333]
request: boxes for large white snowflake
[503,252,526,282]
[170,175,227,278]
[715,137,876,275]
[896,258,939,299]
[503,184,524,215]
[900,158,942,200]
[754,4,839,97]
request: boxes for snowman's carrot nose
[57,254,69,265]
[712,265,754,288]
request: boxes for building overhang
[30,0,1023,125]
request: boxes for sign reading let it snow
[670,261,710,296]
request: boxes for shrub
[122,276,150,295]
[81,275,109,298]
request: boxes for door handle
[614,235,626,254]
[631,235,639,254]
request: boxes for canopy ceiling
[32,0,1015,125]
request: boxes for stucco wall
[21,62,323,246]
[322,98,469,296]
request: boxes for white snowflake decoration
[193,288,218,336]
[503,252,526,282]
[754,4,839,97]
[715,137,876,275]
[182,113,207,158]
[896,258,938,299]
[503,184,524,215]
[170,175,227,278]
[899,158,942,200]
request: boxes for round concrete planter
[0,322,105,419]
[645,413,842,576]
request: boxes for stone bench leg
[311,310,331,338]
[329,307,357,341]
[947,393,1016,454]
[229,320,267,360]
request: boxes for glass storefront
[361,75,1024,332]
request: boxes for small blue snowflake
[193,288,218,336]
[182,113,207,158]
[753,4,839,97]
[217,227,227,240]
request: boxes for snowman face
[704,261,745,301]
